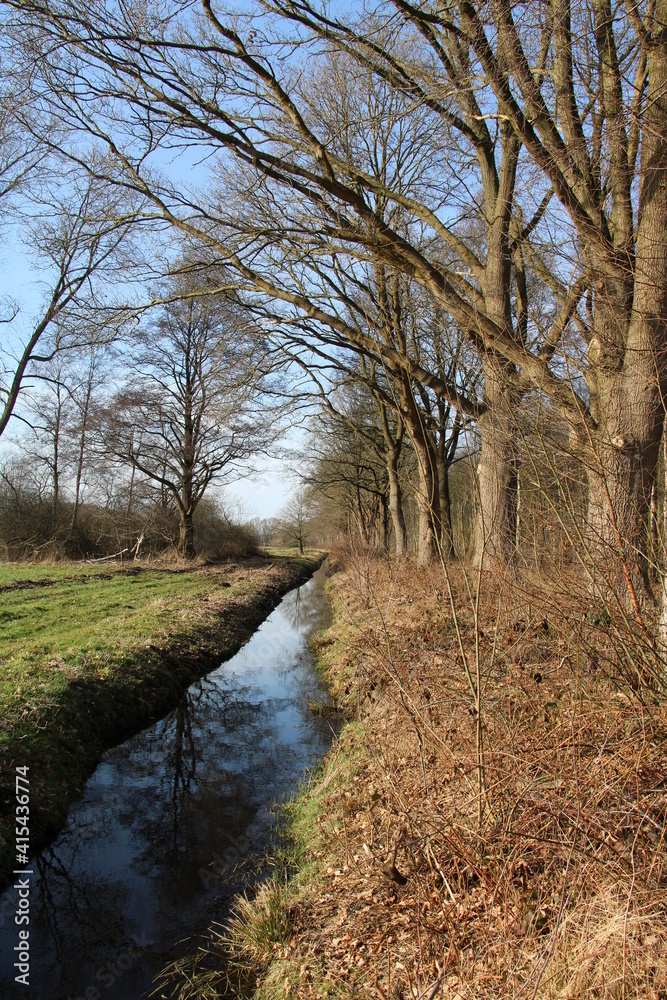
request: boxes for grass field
[0,552,322,888]
[0,563,257,711]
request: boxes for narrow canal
[0,561,334,999]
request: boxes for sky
[0,226,300,522]
[224,451,295,520]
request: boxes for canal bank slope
[176,553,667,1000]
[0,551,324,889]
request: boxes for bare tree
[102,287,276,557]
[271,0,667,599]
[279,490,313,554]
[0,154,141,436]
[12,0,667,618]
[287,353,408,554]
[63,341,109,533]
[303,387,397,550]
[5,5,484,559]
[27,355,67,535]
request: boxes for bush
[0,475,259,562]
[0,472,180,559]
[193,500,259,559]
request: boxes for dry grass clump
[221,546,667,999]
[226,879,292,972]
[540,885,667,999]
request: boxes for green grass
[0,554,322,888]
[0,566,237,715]
[0,561,128,585]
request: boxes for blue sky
[224,452,293,519]
[0,138,303,522]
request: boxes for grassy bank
[0,551,323,888]
[166,550,667,1000]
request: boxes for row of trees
[1,0,666,639]
[292,381,571,572]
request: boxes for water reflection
[0,562,334,1000]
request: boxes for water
[0,562,335,999]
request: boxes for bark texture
[584,13,667,604]
[387,449,407,556]
[471,365,519,567]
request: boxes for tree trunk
[585,431,657,602]
[387,448,407,556]
[586,27,667,609]
[179,510,196,558]
[355,480,369,544]
[413,434,440,568]
[470,174,521,569]
[660,428,667,653]
[70,434,85,533]
[51,384,63,536]
[471,363,518,567]
[398,380,440,566]
[649,483,658,584]
[433,402,459,561]
[127,440,137,514]
[379,494,389,551]
[437,457,453,559]
[378,401,407,556]
[70,379,92,534]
